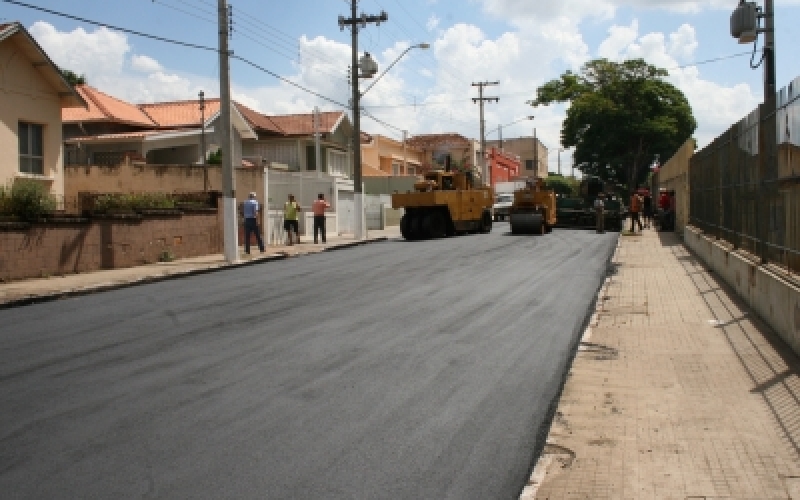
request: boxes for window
[392,163,401,176]
[407,166,415,176]
[328,149,349,177]
[525,159,535,170]
[19,122,44,175]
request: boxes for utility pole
[199,90,207,191]
[402,129,407,175]
[472,81,499,186]
[339,2,388,240]
[314,106,321,174]
[218,0,237,263]
[498,125,503,152]
[759,0,776,263]
[533,128,538,177]
[558,148,564,176]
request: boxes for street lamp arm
[485,115,534,137]
[360,43,428,97]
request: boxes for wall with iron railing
[689,76,800,277]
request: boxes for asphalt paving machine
[509,178,557,234]
[392,169,493,241]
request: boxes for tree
[545,174,579,197]
[529,58,696,194]
[60,69,86,86]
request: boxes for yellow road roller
[509,178,557,234]
[392,170,493,240]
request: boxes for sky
[3,0,799,171]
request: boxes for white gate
[338,191,354,235]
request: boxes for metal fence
[690,76,800,276]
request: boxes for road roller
[509,178,557,235]
[392,169,493,241]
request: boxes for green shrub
[0,185,11,216]
[10,180,56,221]
[207,148,222,165]
[94,193,175,212]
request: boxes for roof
[406,133,472,149]
[65,85,155,126]
[362,162,390,177]
[139,99,221,128]
[270,111,346,135]
[0,22,86,109]
[234,102,284,134]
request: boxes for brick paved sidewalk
[0,227,400,308]
[526,228,800,500]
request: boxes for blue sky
[3,0,799,169]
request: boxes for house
[405,133,481,178]
[486,136,549,179]
[0,22,86,200]
[486,147,521,186]
[242,110,353,176]
[63,85,260,167]
[361,133,425,177]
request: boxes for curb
[0,236,390,310]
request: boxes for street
[0,226,617,499]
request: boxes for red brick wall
[0,211,223,281]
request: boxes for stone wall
[0,210,222,282]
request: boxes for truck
[392,170,493,240]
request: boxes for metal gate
[338,191,354,235]
[365,194,388,230]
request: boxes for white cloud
[427,14,440,31]
[29,21,128,78]
[131,55,163,74]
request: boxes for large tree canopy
[529,58,696,192]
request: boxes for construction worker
[594,192,606,233]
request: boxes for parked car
[492,193,514,221]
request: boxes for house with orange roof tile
[0,22,86,200]
[242,110,354,177]
[63,85,258,167]
[405,133,483,180]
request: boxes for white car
[492,193,514,221]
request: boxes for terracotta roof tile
[139,99,221,128]
[269,111,345,135]
[406,133,472,149]
[63,85,156,126]
[234,102,283,134]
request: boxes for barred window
[19,122,44,175]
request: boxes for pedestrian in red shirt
[629,192,643,232]
[312,193,331,244]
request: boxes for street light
[350,42,428,240]
[360,43,430,97]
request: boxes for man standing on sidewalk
[242,192,265,254]
[283,194,301,245]
[312,193,330,244]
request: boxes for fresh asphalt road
[0,224,617,500]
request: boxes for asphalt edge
[518,234,622,499]
[0,236,389,310]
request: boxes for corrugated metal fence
[690,76,800,276]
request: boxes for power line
[1,0,218,53]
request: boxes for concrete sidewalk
[0,227,400,309]
[526,228,800,499]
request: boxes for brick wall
[0,210,222,282]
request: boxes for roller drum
[510,212,543,234]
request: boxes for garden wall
[0,210,222,282]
